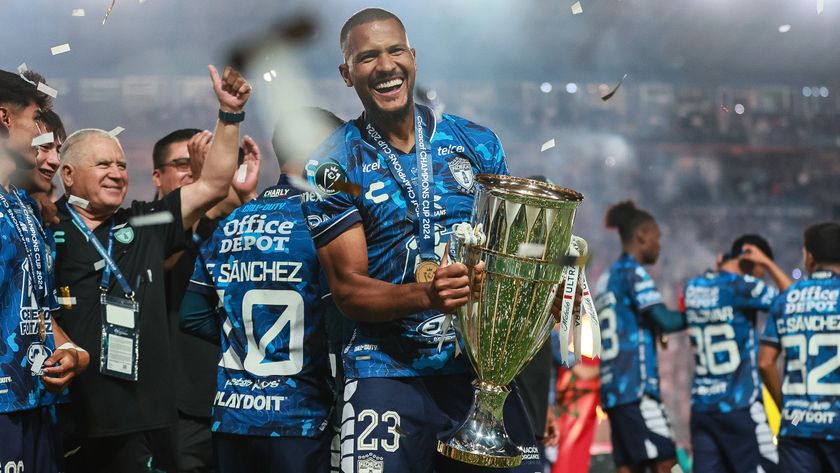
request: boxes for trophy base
[435,381,523,468]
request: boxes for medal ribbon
[0,189,48,303]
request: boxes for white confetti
[517,243,546,258]
[93,259,106,271]
[17,63,28,74]
[236,164,247,183]
[31,132,54,147]
[56,296,77,305]
[68,194,89,209]
[71,9,86,16]
[108,126,125,137]
[778,24,791,33]
[817,0,824,14]
[129,211,174,227]
[51,43,71,56]
[287,175,323,196]
[571,1,583,14]
[541,139,556,152]
[37,83,58,98]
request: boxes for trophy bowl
[437,174,583,468]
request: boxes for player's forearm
[643,303,687,333]
[758,346,783,407]
[180,291,222,344]
[765,261,793,292]
[185,119,241,223]
[332,274,432,323]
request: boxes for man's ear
[60,164,74,189]
[0,106,11,128]
[151,169,162,189]
[339,63,353,88]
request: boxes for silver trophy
[437,174,592,468]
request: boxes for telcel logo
[437,144,465,156]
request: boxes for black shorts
[605,395,676,467]
[214,429,330,473]
[691,402,778,473]
[339,373,540,473]
[0,407,60,473]
[779,436,840,473]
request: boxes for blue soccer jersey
[301,104,508,379]
[684,270,778,413]
[761,270,840,440]
[188,176,333,437]
[596,253,665,408]
[0,187,57,413]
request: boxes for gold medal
[38,312,46,342]
[415,260,439,283]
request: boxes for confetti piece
[818,0,824,14]
[129,211,174,227]
[68,195,89,209]
[51,43,71,56]
[102,0,116,25]
[17,63,28,74]
[236,164,247,183]
[37,83,58,98]
[601,73,628,101]
[778,24,791,33]
[287,175,324,196]
[31,133,54,147]
[93,259,106,271]
[108,126,125,137]
[571,1,583,14]
[56,296,77,305]
[517,243,546,258]
[540,139,556,152]
[72,9,85,16]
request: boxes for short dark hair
[725,234,774,262]
[0,69,53,112]
[39,109,66,143]
[605,200,655,243]
[271,108,343,167]
[153,128,201,169]
[340,8,405,58]
[804,222,840,265]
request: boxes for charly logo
[114,226,134,244]
[447,156,474,192]
[364,181,389,204]
[314,162,348,196]
[357,453,384,473]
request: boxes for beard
[366,97,414,126]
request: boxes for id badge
[100,294,140,381]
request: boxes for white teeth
[374,78,403,90]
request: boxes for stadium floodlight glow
[566,82,578,94]
[426,89,438,101]
[778,24,791,33]
[802,87,812,97]
[792,268,802,279]
[262,72,273,82]
[819,87,829,97]
[540,82,553,93]
[734,103,745,115]
[811,87,821,97]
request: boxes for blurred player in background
[684,234,791,473]
[759,222,840,473]
[595,200,685,473]
[180,108,343,473]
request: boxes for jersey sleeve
[631,265,664,311]
[461,120,509,177]
[186,239,216,298]
[302,127,362,248]
[760,299,782,347]
[733,274,779,311]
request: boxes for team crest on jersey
[357,453,384,473]
[314,162,348,196]
[26,342,52,376]
[447,156,474,192]
[114,226,134,244]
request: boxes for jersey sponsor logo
[220,214,295,253]
[447,156,474,192]
[314,162,348,196]
[262,187,290,198]
[416,314,456,338]
[782,401,837,426]
[364,181,389,204]
[213,391,286,411]
[437,144,465,156]
[362,161,382,173]
[114,226,134,244]
[306,213,331,229]
[784,286,839,314]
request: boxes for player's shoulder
[307,119,365,168]
[438,111,502,148]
